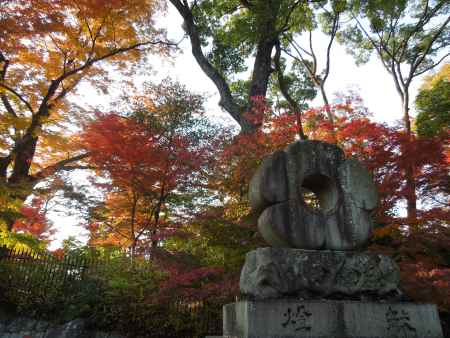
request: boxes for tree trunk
[247,38,277,130]
[9,137,38,183]
[403,91,412,137]
[401,91,417,220]
[130,239,137,259]
[405,165,417,220]
[245,1,281,130]
[1,182,34,231]
[274,40,307,140]
[319,84,337,143]
[130,194,138,258]
[320,85,333,123]
[169,0,283,134]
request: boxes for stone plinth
[222,300,443,338]
[240,248,400,300]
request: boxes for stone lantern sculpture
[210,140,444,338]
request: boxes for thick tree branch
[414,52,450,77]
[32,153,91,181]
[169,0,247,130]
[409,15,450,79]
[0,155,12,181]
[322,13,339,84]
[398,0,443,61]
[0,54,18,118]
[274,41,306,140]
[390,60,405,102]
[308,31,318,75]
[1,94,17,118]
[7,38,174,183]
[0,83,34,114]
[1,53,33,115]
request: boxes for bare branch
[274,41,307,140]
[32,153,91,181]
[39,39,175,113]
[308,31,318,75]
[1,94,17,117]
[322,12,340,83]
[0,83,34,114]
[289,37,313,57]
[409,15,450,79]
[414,52,450,77]
[351,14,396,74]
[398,0,444,61]
[0,54,17,117]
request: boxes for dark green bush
[0,252,224,337]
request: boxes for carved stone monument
[208,140,443,338]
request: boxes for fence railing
[0,245,95,293]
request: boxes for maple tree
[0,0,173,230]
[12,197,55,243]
[82,80,218,256]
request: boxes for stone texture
[249,140,378,250]
[240,248,400,300]
[223,300,444,338]
[0,315,125,338]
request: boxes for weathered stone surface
[45,319,87,338]
[249,140,378,250]
[240,248,400,300]
[223,300,444,338]
[0,315,125,338]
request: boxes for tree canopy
[82,80,219,255]
[169,0,348,133]
[0,0,173,229]
[339,0,449,134]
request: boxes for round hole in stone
[301,187,321,211]
[300,174,338,213]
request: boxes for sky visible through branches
[48,4,441,249]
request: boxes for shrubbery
[0,242,226,337]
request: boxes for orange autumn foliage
[81,110,212,253]
[12,197,55,242]
[0,0,171,229]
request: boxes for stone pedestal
[240,248,400,300]
[220,300,443,338]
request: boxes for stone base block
[222,300,443,338]
[240,248,400,300]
